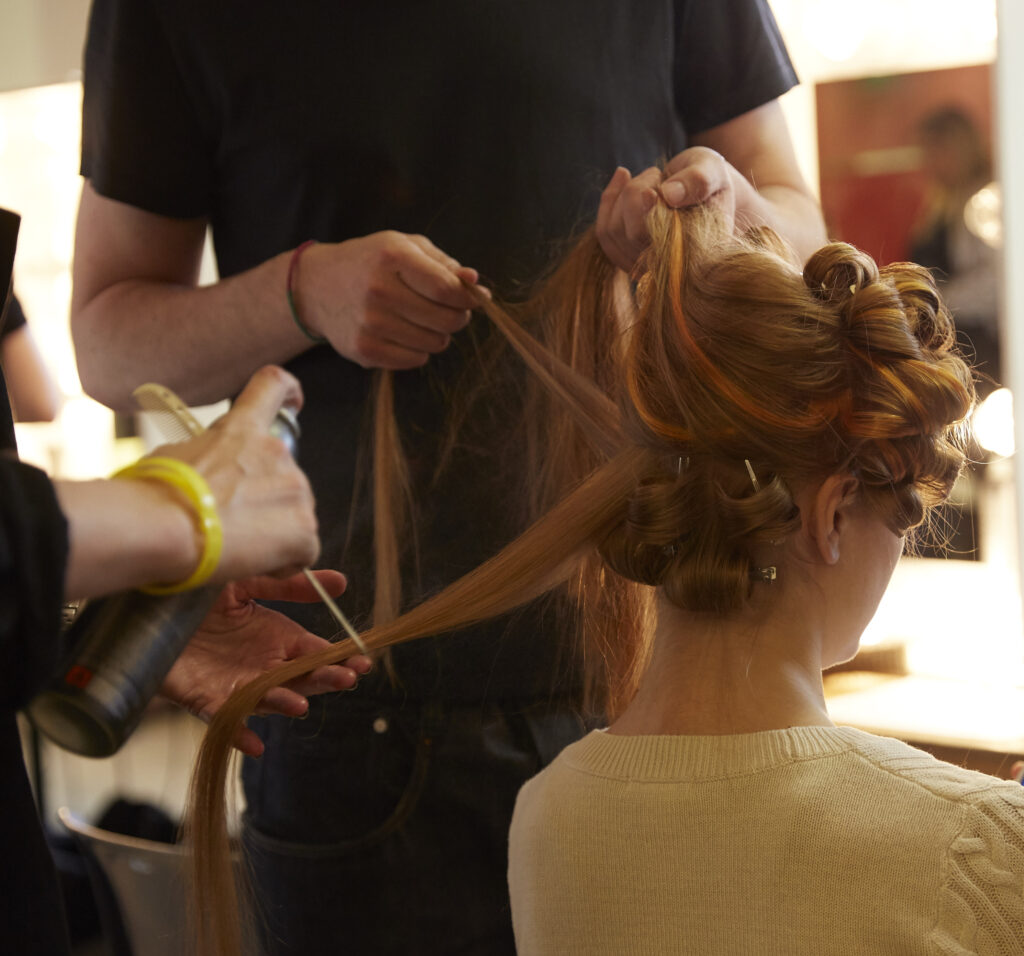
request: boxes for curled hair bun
[804,243,954,357]
[804,242,880,306]
[600,453,801,613]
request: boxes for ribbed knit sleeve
[930,791,1024,954]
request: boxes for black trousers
[242,694,590,955]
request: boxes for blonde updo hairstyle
[594,208,974,615]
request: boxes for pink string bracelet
[286,239,327,344]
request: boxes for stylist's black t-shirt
[82,0,798,701]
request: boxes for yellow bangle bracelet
[112,457,224,595]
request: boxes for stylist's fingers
[660,147,737,230]
[398,235,485,319]
[192,388,319,581]
[596,166,630,253]
[221,364,305,432]
[140,370,319,585]
[407,234,483,293]
[256,662,365,715]
[329,236,484,369]
[596,166,662,272]
[233,726,267,759]
[305,231,489,370]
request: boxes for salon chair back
[58,806,192,956]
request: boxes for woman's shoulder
[838,726,1024,809]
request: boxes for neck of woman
[608,589,836,737]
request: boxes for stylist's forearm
[72,260,310,412]
[54,478,198,600]
[71,186,314,412]
[756,184,828,264]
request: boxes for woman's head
[596,205,974,615]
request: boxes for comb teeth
[133,383,206,441]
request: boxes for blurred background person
[909,105,1001,394]
[1,289,61,423]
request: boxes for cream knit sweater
[508,726,1024,955]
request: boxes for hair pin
[744,459,761,493]
[753,566,777,583]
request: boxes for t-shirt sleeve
[81,0,214,218]
[0,456,68,712]
[1,292,27,341]
[674,0,799,135]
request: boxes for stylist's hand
[153,364,319,584]
[289,231,484,370]
[596,148,749,272]
[161,571,372,757]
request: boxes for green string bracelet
[286,239,327,344]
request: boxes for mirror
[768,4,1024,734]
[816,64,1000,563]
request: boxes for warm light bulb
[802,0,869,61]
[973,387,1015,457]
[964,181,1002,248]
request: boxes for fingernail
[661,181,686,205]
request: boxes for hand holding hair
[596,149,743,272]
[660,146,740,225]
[285,231,485,370]
[160,572,372,758]
[596,105,827,272]
[596,165,664,272]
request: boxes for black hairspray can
[27,408,299,757]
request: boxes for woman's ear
[807,474,859,566]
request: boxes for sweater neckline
[563,725,865,782]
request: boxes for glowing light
[802,0,870,62]
[973,388,1015,458]
[964,182,1002,248]
[57,395,116,479]
[862,558,1024,686]
[30,87,80,152]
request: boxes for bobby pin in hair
[753,565,777,583]
[744,459,761,493]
